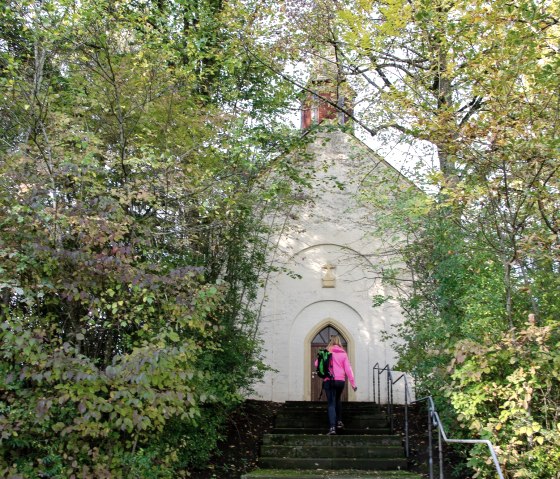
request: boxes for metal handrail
[372,362,390,405]
[389,370,411,457]
[372,364,505,479]
[372,363,413,457]
[416,396,505,479]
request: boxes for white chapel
[250,61,414,404]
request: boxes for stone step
[275,415,390,430]
[242,469,423,479]
[261,445,404,459]
[275,409,388,418]
[284,401,380,407]
[277,407,386,415]
[263,434,402,447]
[257,457,408,470]
[278,408,386,415]
[271,428,393,435]
[246,402,412,479]
[282,402,383,413]
[277,403,389,430]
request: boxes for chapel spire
[300,48,355,130]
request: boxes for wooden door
[310,327,349,402]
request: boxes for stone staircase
[242,401,423,479]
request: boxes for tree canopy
[0,0,307,476]
[1,0,559,477]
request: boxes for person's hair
[328,334,342,347]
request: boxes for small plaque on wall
[322,263,336,288]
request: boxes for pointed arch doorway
[310,325,349,402]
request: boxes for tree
[0,0,304,476]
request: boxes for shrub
[448,320,560,478]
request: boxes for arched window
[312,325,347,346]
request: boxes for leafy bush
[449,320,560,478]
[0,0,301,476]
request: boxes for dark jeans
[323,379,345,428]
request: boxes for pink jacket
[316,345,356,388]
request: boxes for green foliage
[449,321,560,478]
[0,0,304,476]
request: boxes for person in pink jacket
[317,335,357,435]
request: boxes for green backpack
[316,349,333,379]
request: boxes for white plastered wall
[249,130,411,403]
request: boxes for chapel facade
[250,59,413,403]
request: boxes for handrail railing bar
[379,365,389,403]
[389,370,412,453]
[372,363,381,403]
[414,396,505,479]
[372,365,414,455]
[372,369,503,479]
[376,364,391,406]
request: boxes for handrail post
[404,379,409,458]
[428,406,434,479]
[372,365,377,403]
[390,371,394,433]
[386,370,392,427]
[378,367,382,405]
[386,370,390,405]
[438,423,444,479]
